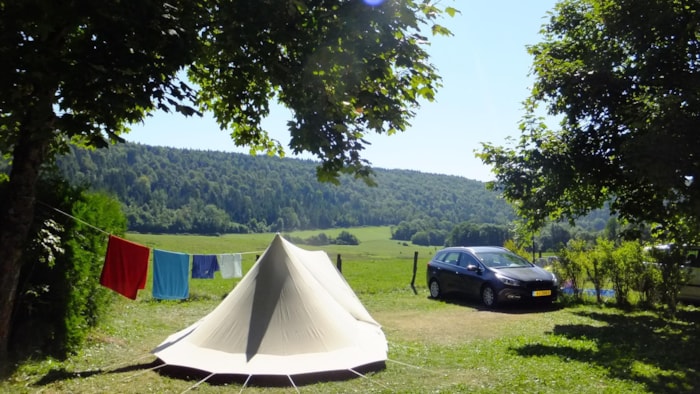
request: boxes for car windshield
[475,251,532,268]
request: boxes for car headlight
[495,272,522,287]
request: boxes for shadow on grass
[428,294,563,315]
[32,360,160,386]
[513,307,700,393]
[32,359,387,388]
[155,360,386,387]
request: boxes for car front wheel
[429,279,442,299]
[481,285,497,308]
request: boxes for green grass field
[3,227,699,393]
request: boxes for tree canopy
[0,0,456,365]
[478,0,700,243]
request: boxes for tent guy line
[180,372,217,394]
[98,351,433,392]
[121,362,165,382]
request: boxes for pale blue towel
[218,253,243,278]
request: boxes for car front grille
[525,280,554,290]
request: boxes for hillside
[55,143,515,234]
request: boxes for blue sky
[127,1,558,182]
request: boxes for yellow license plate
[532,290,551,297]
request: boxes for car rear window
[434,251,461,266]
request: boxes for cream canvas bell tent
[152,233,387,384]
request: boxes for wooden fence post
[410,251,418,294]
[336,254,342,273]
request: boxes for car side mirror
[467,264,481,272]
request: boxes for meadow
[2,227,699,393]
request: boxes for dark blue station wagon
[426,246,558,307]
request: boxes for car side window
[461,253,481,268]
[440,252,461,266]
[433,251,448,263]
[454,253,466,267]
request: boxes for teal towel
[153,249,190,300]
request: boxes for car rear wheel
[429,279,442,299]
[481,285,497,308]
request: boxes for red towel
[100,235,150,300]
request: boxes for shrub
[636,260,663,307]
[588,238,612,304]
[645,244,690,317]
[305,233,330,246]
[553,239,588,300]
[411,231,430,246]
[10,175,126,359]
[411,230,446,246]
[503,239,530,261]
[607,240,645,307]
[334,231,359,245]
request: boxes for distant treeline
[54,143,516,235]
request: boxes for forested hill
[55,143,515,234]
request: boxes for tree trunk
[0,131,50,373]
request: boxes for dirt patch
[375,306,542,346]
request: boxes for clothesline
[103,235,253,300]
[37,200,111,236]
[37,199,265,255]
[37,199,270,300]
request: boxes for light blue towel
[152,249,190,300]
